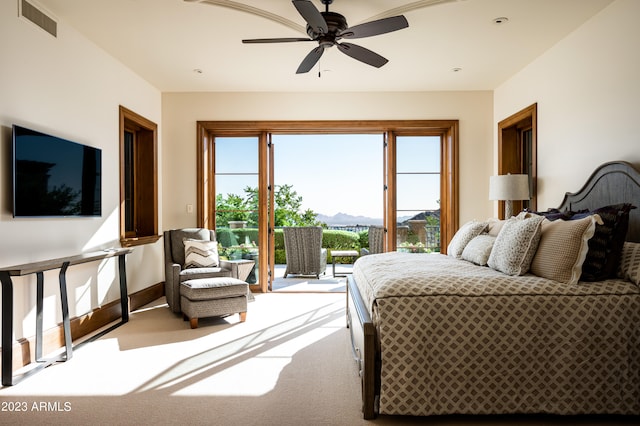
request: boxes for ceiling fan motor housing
[307,11,348,47]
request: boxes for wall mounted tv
[12,125,102,217]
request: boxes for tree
[216,192,250,226]
[217,184,322,227]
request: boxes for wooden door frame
[196,120,459,285]
[497,103,537,218]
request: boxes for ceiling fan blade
[340,15,408,39]
[243,37,313,44]
[292,0,328,35]
[337,42,388,68]
[296,46,324,74]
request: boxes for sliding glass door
[201,134,270,292]
[197,120,458,292]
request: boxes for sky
[215,134,440,219]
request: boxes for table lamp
[489,174,530,218]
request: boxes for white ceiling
[35,0,613,92]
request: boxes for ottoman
[180,277,249,329]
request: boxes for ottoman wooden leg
[239,312,247,322]
[190,318,198,329]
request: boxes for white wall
[161,91,494,230]
[0,2,164,339]
[494,0,640,210]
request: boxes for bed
[346,161,640,419]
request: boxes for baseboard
[8,282,165,371]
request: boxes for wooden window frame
[196,120,459,253]
[119,106,160,247]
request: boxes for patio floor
[270,263,352,292]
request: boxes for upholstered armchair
[282,226,327,278]
[164,228,243,314]
[360,225,385,256]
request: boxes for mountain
[316,210,440,226]
[316,212,383,226]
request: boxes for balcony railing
[328,224,441,252]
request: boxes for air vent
[20,0,57,37]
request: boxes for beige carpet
[1,293,637,426]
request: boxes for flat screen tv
[12,125,102,217]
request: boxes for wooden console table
[0,248,132,386]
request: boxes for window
[196,120,459,260]
[394,135,441,252]
[119,106,160,247]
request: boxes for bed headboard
[557,161,640,242]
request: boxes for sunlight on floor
[1,293,347,401]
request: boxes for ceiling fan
[242,0,409,74]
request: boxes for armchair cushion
[170,228,213,267]
[184,239,219,268]
[179,267,232,281]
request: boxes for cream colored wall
[494,0,640,211]
[0,2,164,339]
[161,91,494,231]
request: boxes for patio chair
[282,226,327,278]
[360,225,385,256]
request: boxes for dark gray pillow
[570,203,634,281]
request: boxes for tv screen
[12,125,102,217]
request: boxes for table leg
[118,254,129,323]
[1,271,13,386]
[58,262,73,361]
[35,272,44,361]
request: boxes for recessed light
[193,68,203,74]
[452,67,462,72]
[493,17,509,25]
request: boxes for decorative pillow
[487,215,544,276]
[447,220,488,258]
[571,203,634,281]
[184,239,219,268]
[530,215,600,285]
[617,241,640,286]
[486,219,505,237]
[526,208,575,221]
[461,234,496,266]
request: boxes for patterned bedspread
[352,252,640,416]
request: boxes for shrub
[358,229,369,249]
[218,228,363,264]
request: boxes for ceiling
[35,0,613,92]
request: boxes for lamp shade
[489,174,530,201]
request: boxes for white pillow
[461,234,496,266]
[447,220,488,258]
[184,239,219,268]
[487,215,544,276]
[529,215,599,285]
